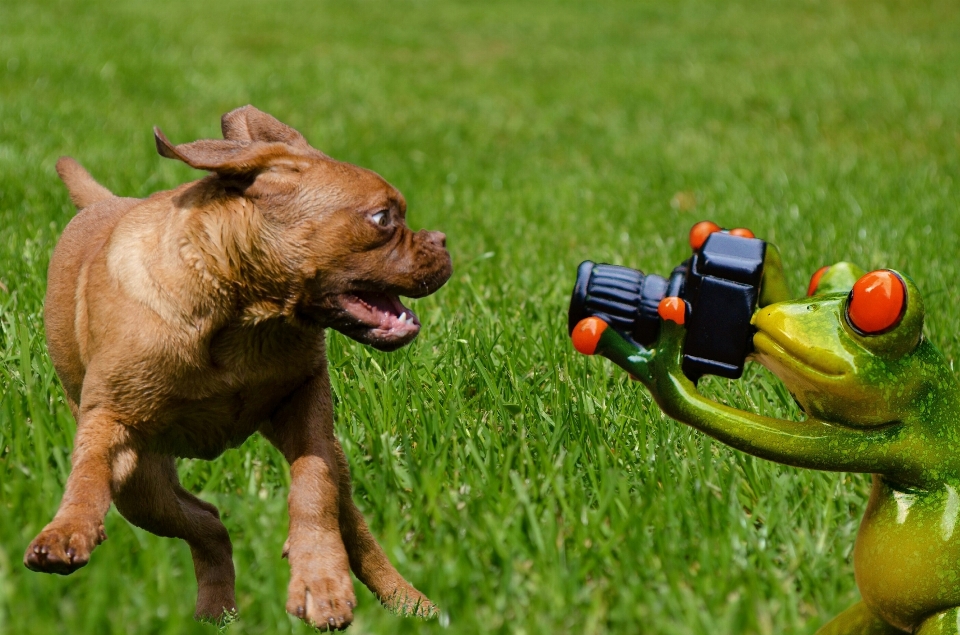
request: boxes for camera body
[568,229,766,381]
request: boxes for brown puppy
[24,106,452,629]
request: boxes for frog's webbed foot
[814,601,904,635]
[916,607,960,634]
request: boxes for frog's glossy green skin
[811,262,866,296]
[759,243,793,307]
[589,270,960,634]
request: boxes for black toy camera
[568,223,767,381]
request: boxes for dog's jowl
[25,106,452,629]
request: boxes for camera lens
[568,261,667,347]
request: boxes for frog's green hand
[758,242,792,306]
[806,261,866,296]
[571,317,654,384]
[646,318,916,477]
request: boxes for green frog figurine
[572,257,960,634]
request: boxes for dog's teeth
[399,312,408,324]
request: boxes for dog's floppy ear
[154,127,298,175]
[220,105,315,152]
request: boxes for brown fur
[26,106,452,629]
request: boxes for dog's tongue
[355,292,403,317]
[343,292,421,333]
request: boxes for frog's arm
[758,243,791,306]
[580,318,915,476]
[648,321,920,474]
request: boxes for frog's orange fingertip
[658,297,686,325]
[689,220,721,250]
[807,265,830,296]
[572,317,608,355]
[729,227,755,239]
[847,270,906,335]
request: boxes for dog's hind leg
[24,407,129,574]
[332,441,436,618]
[113,453,237,622]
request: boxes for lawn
[1,0,959,633]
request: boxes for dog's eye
[371,211,390,227]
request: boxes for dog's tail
[56,157,115,210]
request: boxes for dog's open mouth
[338,291,421,349]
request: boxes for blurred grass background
[1,0,958,633]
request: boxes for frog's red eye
[689,220,720,250]
[728,227,755,239]
[807,265,830,296]
[846,270,906,335]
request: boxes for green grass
[2,0,959,633]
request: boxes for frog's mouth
[753,330,849,379]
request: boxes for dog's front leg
[263,372,356,631]
[24,407,130,574]
[332,441,435,617]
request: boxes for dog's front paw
[287,557,356,630]
[24,519,106,574]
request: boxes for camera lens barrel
[568,261,666,347]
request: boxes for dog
[24,106,452,630]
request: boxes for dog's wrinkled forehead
[308,161,405,213]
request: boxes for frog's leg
[916,607,960,635]
[814,602,905,635]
